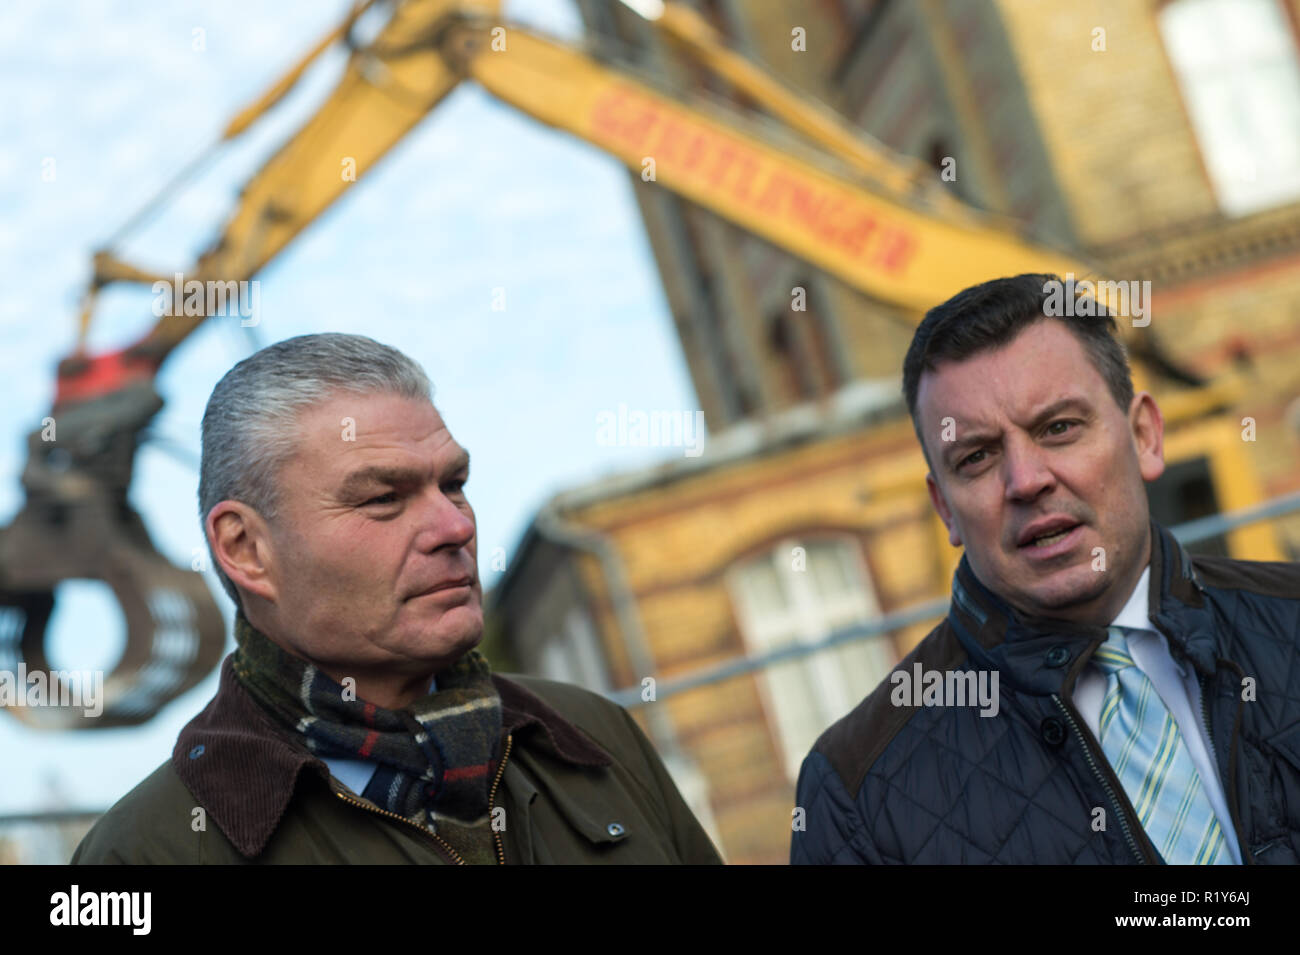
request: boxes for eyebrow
[940,398,1091,469]
[337,450,470,497]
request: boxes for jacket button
[606,822,625,838]
[1045,646,1070,668]
[188,744,205,759]
[1040,717,1066,747]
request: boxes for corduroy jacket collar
[173,653,613,858]
[944,519,1218,696]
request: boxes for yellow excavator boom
[89,0,1107,366]
[3,0,1204,729]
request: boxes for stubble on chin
[1010,561,1113,619]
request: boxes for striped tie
[1093,626,1229,865]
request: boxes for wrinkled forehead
[914,326,1108,447]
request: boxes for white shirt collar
[1109,564,1152,632]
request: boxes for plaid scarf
[231,612,503,864]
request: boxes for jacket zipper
[1201,665,1253,864]
[332,731,514,866]
[1195,672,1229,854]
[489,733,512,865]
[1197,671,1213,745]
[334,791,467,864]
[1051,694,1150,864]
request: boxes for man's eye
[364,492,399,506]
[444,479,467,495]
[1046,420,1076,436]
[959,449,986,469]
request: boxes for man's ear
[1130,392,1166,483]
[926,471,963,547]
[206,501,278,604]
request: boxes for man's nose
[1002,436,1056,502]
[412,486,475,551]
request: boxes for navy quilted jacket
[791,521,1300,864]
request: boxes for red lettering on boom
[590,85,923,275]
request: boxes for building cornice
[1096,202,1300,287]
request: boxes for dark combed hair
[902,273,1135,436]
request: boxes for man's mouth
[1028,528,1074,548]
[409,577,473,599]
[1016,518,1084,551]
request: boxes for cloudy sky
[0,0,700,816]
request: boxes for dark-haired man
[792,274,1300,864]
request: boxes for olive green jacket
[72,656,723,865]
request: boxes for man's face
[256,391,483,679]
[916,319,1164,625]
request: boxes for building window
[768,277,842,404]
[727,535,895,782]
[1146,456,1229,558]
[1159,0,1300,216]
[768,311,813,402]
[535,607,611,693]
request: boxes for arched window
[1159,0,1300,215]
[727,534,896,782]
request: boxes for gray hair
[198,333,433,609]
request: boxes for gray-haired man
[74,333,722,865]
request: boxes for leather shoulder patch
[1191,554,1300,600]
[812,620,967,798]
